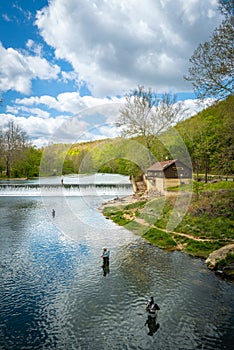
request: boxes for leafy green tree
[13,146,42,178]
[185,1,234,100]
[40,143,69,176]
[213,96,234,174]
[62,158,75,174]
[176,96,234,177]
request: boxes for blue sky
[0,0,223,147]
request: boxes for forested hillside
[63,96,234,178]
[175,95,234,177]
[0,96,233,179]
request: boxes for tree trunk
[204,152,209,183]
[6,158,11,178]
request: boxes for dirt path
[101,194,234,245]
[134,217,234,243]
[134,217,211,241]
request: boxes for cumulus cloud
[6,105,50,119]
[0,112,70,147]
[0,0,221,148]
[35,0,221,97]
[0,95,124,147]
[15,92,124,114]
[0,94,211,147]
[0,42,60,94]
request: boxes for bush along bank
[102,188,234,280]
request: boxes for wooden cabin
[146,159,192,194]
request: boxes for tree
[218,0,234,18]
[176,96,234,177]
[213,96,234,174]
[13,146,42,178]
[185,2,234,100]
[118,85,184,165]
[0,121,29,177]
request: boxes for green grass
[124,200,147,210]
[143,227,177,250]
[216,253,234,269]
[124,221,149,236]
[103,208,131,226]
[167,180,234,193]
[175,215,234,240]
[203,181,234,191]
[184,240,224,258]
[103,188,234,258]
[167,183,193,192]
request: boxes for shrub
[216,253,234,269]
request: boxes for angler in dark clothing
[145,296,160,336]
[146,297,160,317]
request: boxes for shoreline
[100,194,141,208]
[100,194,234,280]
[0,177,29,181]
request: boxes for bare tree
[118,86,184,165]
[185,2,234,100]
[0,121,29,177]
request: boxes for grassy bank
[103,182,234,260]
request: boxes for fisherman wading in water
[101,247,110,266]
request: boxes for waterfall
[0,174,134,197]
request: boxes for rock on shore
[206,244,234,279]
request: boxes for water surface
[0,178,233,349]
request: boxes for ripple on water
[0,196,234,350]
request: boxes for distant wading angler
[101,247,110,266]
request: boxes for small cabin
[146,159,192,194]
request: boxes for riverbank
[0,177,29,180]
[100,189,234,279]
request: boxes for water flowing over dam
[0,174,134,196]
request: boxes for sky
[0,0,223,148]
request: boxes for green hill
[174,95,234,176]
[1,96,233,180]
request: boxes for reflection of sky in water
[0,196,234,350]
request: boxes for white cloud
[0,95,211,147]
[0,42,60,94]
[0,94,124,146]
[0,0,221,148]
[15,92,123,114]
[35,0,221,97]
[0,112,69,147]
[26,39,43,56]
[6,105,50,119]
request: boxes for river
[0,175,233,349]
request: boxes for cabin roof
[147,159,178,172]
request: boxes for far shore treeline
[0,95,233,180]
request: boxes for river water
[0,175,233,349]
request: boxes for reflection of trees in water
[116,239,197,315]
[117,241,154,291]
[5,199,39,246]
